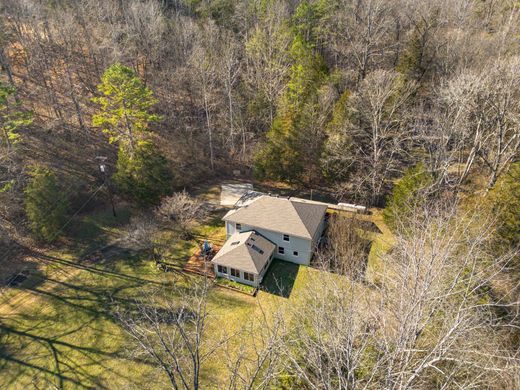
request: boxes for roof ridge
[223,195,326,239]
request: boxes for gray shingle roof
[211,231,275,274]
[223,195,327,239]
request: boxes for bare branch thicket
[314,214,371,280]
[155,191,207,239]
[285,199,519,389]
[115,277,219,390]
[348,70,416,206]
[224,304,290,390]
[322,0,398,84]
[430,56,520,189]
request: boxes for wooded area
[0,0,518,388]
[1,0,519,236]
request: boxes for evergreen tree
[24,166,69,243]
[113,140,173,205]
[488,162,520,249]
[1,81,32,193]
[254,34,327,183]
[92,64,161,154]
[396,15,437,83]
[321,89,354,182]
[292,0,329,44]
[383,162,433,231]
[1,82,31,149]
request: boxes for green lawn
[0,206,250,388]
[261,259,300,298]
[0,196,393,388]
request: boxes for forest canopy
[0,0,518,388]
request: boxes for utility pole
[96,156,117,217]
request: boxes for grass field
[0,205,258,389]
[0,191,392,389]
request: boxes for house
[212,231,275,287]
[211,195,327,287]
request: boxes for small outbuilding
[211,230,275,287]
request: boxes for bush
[155,191,206,239]
[383,162,433,231]
[113,140,173,205]
[24,166,69,242]
[488,162,520,249]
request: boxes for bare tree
[116,278,217,390]
[225,306,289,390]
[155,191,206,239]
[243,1,292,128]
[285,199,519,389]
[434,57,520,188]
[217,32,243,159]
[315,213,371,279]
[122,213,161,260]
[349,70,416,205]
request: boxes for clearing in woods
[0,185,392,388]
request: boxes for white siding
[214,263,259,287]
[225,221,314,265]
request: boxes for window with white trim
[278,246,284,254]
[293,251,298,257]
[230,268,240,277]
[283,234,290,241]
[236,223,242,230]
[243,272,254,282]
[217,265,227,274]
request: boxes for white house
[211,195,327,287]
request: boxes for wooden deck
[183,245,221,278]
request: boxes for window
[244,272,255,282]
[251,244,264,255]
[278,246,285,254]
[217,265,227,274]
[293,251,298,257]
[230,268,240,277]
[236,223,242,230]
[283,234,290,241]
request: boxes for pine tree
[321,89,354,182]
[383,162,433,231]
[92,64,161,154]
[488,162,520,248]
[24,166,69,242]
[113,140,173,205]
[254,34,327,183]
[0,82,32,193]
[396,15,437,83]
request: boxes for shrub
[383,162,433,231]
[155,191,206,239]
[113,140,173,205]
[488,162,520,249]
[24,166,69,242]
